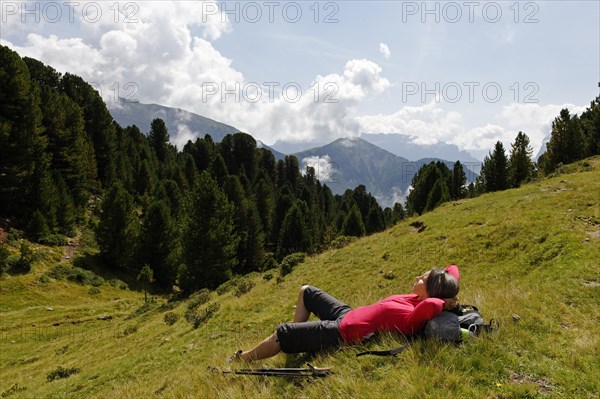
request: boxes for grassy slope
[1,157,599,399]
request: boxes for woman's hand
[443,296,459,310]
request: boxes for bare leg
[293,285,310,323]
[240,332,281,361]
[239,286,310,362]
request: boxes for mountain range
[293,137,477,207]
[108,100,477,207]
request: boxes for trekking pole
[216,363,333,378]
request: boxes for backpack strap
[483,318,500,333]
[356,344,408,357]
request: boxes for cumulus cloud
[300,155,338,183]
[500,102,587,152]
[379,42,391,60]
[3,1,394,149]
[375,186,410,208]
[355,100,588,157]
[2,0,587,160]
[356,101,464,146]
[171,124,197,150]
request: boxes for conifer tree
[450,161,466,200]
[210,153,229,187]
[276,201,311,260]
[53,171,76,235]
[284,156,300,190]
[406,163,449,215]
[342,204,366,237]
[366,205,385,234]
[508,132,534,188]
[180,172,238,292]
[61,73,115,188]
[97,182,138,270]
[257,148,276,182]
[0,45,45,218]
[148,118,170,163]
[580,97,600,156]
[254,176,275,245]
[137,264,153,302]
[424,178,450,212]
[272,186,294,247]
[224,175,252,273]
[544,109,585,173]
[479,141,509,193]
[137,200,177,289]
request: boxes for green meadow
[1,157,599,399]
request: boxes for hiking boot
[226,350,243,363]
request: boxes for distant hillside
[2,157,598,399]
[293,137,477,207]
[107,100,286,160]
[293,137,413,206]
[108,99,240,142]
[361,132,482,165]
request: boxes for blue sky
[1,1,598,159]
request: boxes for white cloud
[3,1,588,160]
[300,155,337,183]
[355,100,588,157]
[375,186,409,208]
[500,103,587,152]
[379,42,391,60]
[356,101,463,146]
[339,137,359,147]
[171,124,196,150]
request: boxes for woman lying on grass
[229,265,460,362]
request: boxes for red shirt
[338,265,460,344]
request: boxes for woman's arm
[404,298,445,333]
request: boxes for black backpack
[425,304,499,341]
[455,304,497,334]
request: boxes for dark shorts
[276,286,352,354]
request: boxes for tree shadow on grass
[72,252,142,292]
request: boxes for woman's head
[412,268,459,299]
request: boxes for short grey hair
[426,268,459,298]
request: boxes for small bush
[38,274,51,284]
[47,366,80,382]
[186,303,219,329]
[159,302,176,311]
[187,288,211,310]
[329,235,355,249]
[280,252,306,277]
[383,271,395,280]
[216,279,237,295]
[197,303,219,328]
[133,301,155,316]
[7,228,23,242]
[108,279,128,290]
[88,287,101,295]
[67,267,95,285]
[11,242,34,274]
[234,279,255,297]
[0,246,10,274]
[1,383,26,397]
[123,325,138,336]
[90,275,105,287]
[47,264,71,279]
[38,234,68,246]
[260,254,278,271]
[163,312,179,326]
[263,271,273,281]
